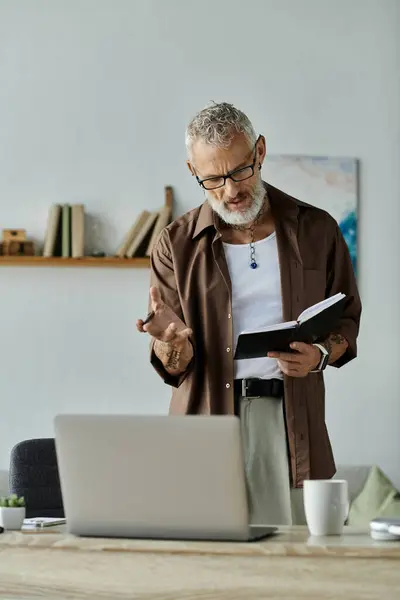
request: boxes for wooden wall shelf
[1,186,173,269]
[0,256,150,268]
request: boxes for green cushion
[347,465,400,526]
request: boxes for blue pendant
[250,261,258,269]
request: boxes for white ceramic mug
[303,479,349,536]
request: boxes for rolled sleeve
[148,229,194,387]
[325,217,362,367]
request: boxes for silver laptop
[54,414,277,542]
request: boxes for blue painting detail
[339,210,357,276]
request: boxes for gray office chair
[9,438,64,518]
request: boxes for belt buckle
[241,378,261,399]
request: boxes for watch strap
[310,343,329,372]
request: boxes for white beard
[206,176,266,226]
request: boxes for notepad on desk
[234,293,347,359]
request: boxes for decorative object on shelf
[88,213,107,257]
[1,229,35,256]
[0,494,26,530]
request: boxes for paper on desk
[23,517,66,528]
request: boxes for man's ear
[257,135,267,168]
[186,160,195,176]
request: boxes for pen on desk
[142,310,155,325]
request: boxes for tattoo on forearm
[329,333,346,345]
[323,333,347,363]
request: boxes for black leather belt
[234,378,284,399]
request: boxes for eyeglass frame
[194,135,261,190]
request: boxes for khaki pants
[239,395,306,526]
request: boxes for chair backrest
[9,438,64,518]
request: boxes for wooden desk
[0,526,399,599]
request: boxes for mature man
[137,102,361,525]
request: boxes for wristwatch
[311,343,330,372]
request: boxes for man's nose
[224,177,240,198]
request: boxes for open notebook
[234,293,346,359]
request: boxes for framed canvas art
[265,155,358,276]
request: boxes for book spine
[62,204,71,257]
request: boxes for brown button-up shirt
[149,182,361,487]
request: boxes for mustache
[225,193,249,204]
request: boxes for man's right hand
[136,287,193,375]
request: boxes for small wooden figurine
[1,229,35,256]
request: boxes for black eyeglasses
[195,136,260,190]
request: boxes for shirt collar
[192,200,215,239]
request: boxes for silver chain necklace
[249,222,258,269]
[231,204,264,270]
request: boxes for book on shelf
[43,203,85,258]
[145,203,172,256]
[234,293,347,359]
[116,205,172,259]
[115,210,151,257]
[71,204,85,258]
[125,211,158,257]
[62,204,71,257]
[43,204,62,257]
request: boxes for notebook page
[297,293,345,323]
[239,320,297,335]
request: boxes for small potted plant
[0,494,26,530]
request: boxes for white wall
[0,0,399,493]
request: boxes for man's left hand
[268,342,321,378]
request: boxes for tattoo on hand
[156,340,182,371]
[166,348,181,370]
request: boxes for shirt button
[226,347,231,353]
[226,383,231,389]
[228,313,231,319]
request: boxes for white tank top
[223,232,283,380]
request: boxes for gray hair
[185,101,257,156]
